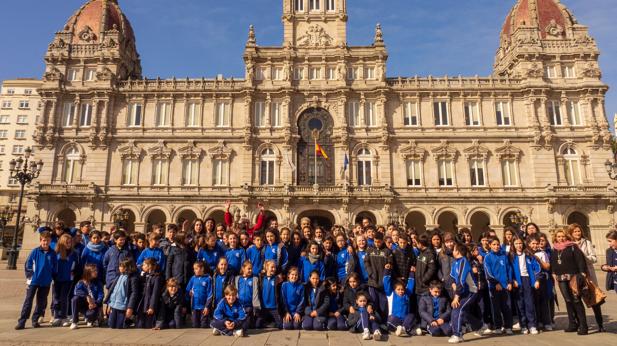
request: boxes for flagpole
[314,136,318,186]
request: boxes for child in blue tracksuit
[51,233,79,327]
[137,233,166,273]
[528,235,553,330]
[335,235,353,283]
[449,244,482,343]
[16,231,58,330]
[323,237,337,279]
[325,278,346,330]
[234,261,259,328]
[103,230,133,289]
[299,241,325,283]
[211,285,249,337]
[347,291,382,341]
[198,233,224,274]
[383,264,416,337]
[302,270,330,331]
[70,263,104,329]
[212,257,234,309]
[510,237,540,335]
[355,235,370,284]
[263,229,289,274]
[80,230,107,284]
[257,260,283,329]
[224,233,246,275]
[246,233,264,276]
[484,237,514,335]
[186,261,213,328]
[418,281,451,337]
[281,266,305,330]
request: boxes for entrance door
[297,108,335,186]
[297,210,335,232]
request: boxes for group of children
[15,212,617,343]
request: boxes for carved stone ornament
[118,140,142,159]
[100,37,117,49]
[147,140,173,159]
[207,140,234,159]
[43,68,63,82]
[545,19,564,38]
[247,25,256,46]
[297,25,333,48]
[399,140,427,161]
[374,24,384,44]
[78,25,97,42]
[463,140,491,160]
[525,63,544,78]
[431,140,459,161]
[48,37,66,50]
[581,62,602,79]
[495,140,523,160]
[178,140,203,160]
[95,67,115,81]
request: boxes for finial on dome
[247,25,256,47]
[374,23,384,46]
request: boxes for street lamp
[508,210,529,237]
[0,206,15,249]
[112,208,130,231]
[6,147,43,270]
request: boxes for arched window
[357,148,372,186]
[260,148,276,185]
[63,147,81,183]
[563,147,582,185]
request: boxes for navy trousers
[428,323,452,337]
[489,288,513,329]
[108,308,126,329]
[211,318,249,336]
[515,277,537,329]
[387,314,415,333]
[256,308,283,329]
[327,315,347,330]
[51,281,72,320]
[302,315,327,330]
[451,293,482,337]
[282,314,302,330]
[18,285,50,325]
[191,309,209,328]
[368,287,388,320]
[70,296,99,324]
[348,310,379,333]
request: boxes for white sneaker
[448,335,464,344]
[483,328,494,335]
[473,330,483,337]
[513,322,521,331]
[86,322,92,327]
[373,330,382,341]
[505,329,513,335]
[234,329,244,337]
[492,328,503,335]
[416,327,424,336]
[51,318,62,327]
[530,327,539,335]
[544,325,553,331]
[362,329,371,340]
[212,328,220,336]
[70,323,78,330]
[395,325,405,337]
[522,328,529,335]
[62,320,72,327]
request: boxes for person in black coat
[418,281,452,337]
[392,234,416,281]
[155,278,185,329]
[301,271,330,331]
[364,232,392,319]
[136,258,163,329]
[104,259,139,329]
[341,273,371,318]
[415,234,438,296]
[165,233,191,289]
[601,230,617,294]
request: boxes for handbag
[581,277,607,308]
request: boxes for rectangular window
[309,67,321,80]
[294,67,304,80]
[347,67,358,80]
[0,130,7,138]
[14,130,26,139]
[433,101,449,126]
[67,68,80,81]
[0,145,4,154]
[212,159,228,186]
[495,101,511,126]
[502,160,518,187]
[565,159,582,186]
[63,102,75,127]
[365,101,376,127]
[295,0,304,11]
[438,159,454,187]
[85,68,96,81]
[0,115,8,124]
[254,101,266,127]
[151,159,167,185]
[545,65,556,78]
[16,115,27,124]
[567,101,583,126]
[8,176,18,186]
[128,103,143,127]
[326,0,335,11]
[18,100,29,109]
[470,160,485,187]
[122,159,137,185]
[365,67,375,80]
[155,102,171,127]
[464,102,480,126]
[327,67,336,80]
[403,102,418,126]
[12,145,24,154]
[348,101,361,127]
[6,89,15,95]
[80,103,93,127]
[255,67,266,81]
[215,102,230,127]
[406,160,422,186]
[271,102,282,127]
[182,159,198,186]
[272,67,283,81]
[357,161,372,186]
[24,89,32,95]
[548,100,562,126]
[1,101,10,109]
[563,65,576,79]
[310,0,320,11]
[260,160,275,185]
[185,102,199,127]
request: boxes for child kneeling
[418,281,451,337]
[347,292,383,341]
[211,285,248,337]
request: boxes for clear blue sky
[1,0,615,127]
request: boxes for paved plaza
[0,264,614,346]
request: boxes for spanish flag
[316,143,329,160]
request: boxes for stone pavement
[0,265,615,346]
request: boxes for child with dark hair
[16,231,57,330]
[527,235,552,331]
[392,234,416,282]
[281,267,305,330]
[302,270,330,331]
[325,278,346,330]
[131,233,146,260]
[166,232,191,289]
[484,237,514,335]
[69,264,103,329]
[263,229,289,274]
[104,259,139,329]
[51,233,78,327]
[347,292,382,341]
[186,261,212,329]
[155,278,184,330]
[198,233,224,274]
[212,257,234,309]
[81,230,107,283]
[136,258,163,329]
[256,260,283,329]
[211,285,248,337]
[510,237,540,335]
[299,241,325,283]
[601,230,617,294]
[235,261,259,328]
[225,232,246,275]
[364,231,392,320]
[415,234,437,297]
[137,232,166,273]
[334,234,355,283]
[103,230,133,289]
[383,262,416,337]
[417,281,451,337]
[246,232,265,276]
[341,272,371,319]
[449,243,482,343]
[322,236,337,279]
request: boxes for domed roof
[501,0,576,41]
[63,0,135,44]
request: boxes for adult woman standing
[550,228,589,335]
[568,224,605,332]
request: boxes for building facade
[22,0,616,258]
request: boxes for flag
[340,153,349,179]
[285,151,296,172]
[315,143,329,160]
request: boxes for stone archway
[470,211,491,240]
[124,209,136,233]
[56,208,77,228]
[405,211,427,234]
[176,209,198,227]
[355,211,377,227]
[297,210,335,232]
[297,107,335,186]
[567,211,590,240]
[207,210,226,226]
[146,209,167,233]
[437,211,458,233]
[264,210,278,230]
[503,211,518,227]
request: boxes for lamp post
[112,208,130,231]
[7,147,43,270]
[0,206,15,249]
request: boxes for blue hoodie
[186,275,213,311]
[25,247,58,287]
[103,245,133,288]
[213,272,233,307]
[299,256,325,283]
[450,257,477,297]
[213,299,247,323]
[81,242,107,279]
[260,275,278,309]
[197,246,223,273]
[263,243,288,272]
[235,276,259,309]
[137,247,166,273]
[225,247,246,275]
[281,281,305,316]
[336,248,352,282]
[383,269,415,319]
[246,245,264,276]
[356,249,369,283]
[55,250,79,283]
[511,253,541,287]
[74,280,104,304]
[484,250,513,289]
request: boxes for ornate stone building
[22,0,616,257]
